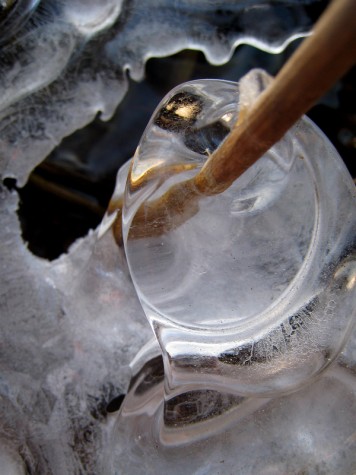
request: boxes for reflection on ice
[113,355,356,474]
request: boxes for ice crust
[0,0,319,186]
[0,1,355,473]
[0,186,151,473]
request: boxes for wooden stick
[113,0,356,244]
[194,0,356,195]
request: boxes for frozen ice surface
[112,354,356,474]
[0,1,355,473]
[0,162,355,473]
[0,0,322,186]
[0,185,152,473]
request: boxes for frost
[0,185,151,473]
[0,0,321,186]
[0,1,355,474]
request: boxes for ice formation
[0,1,355,474]
[123,72,356,397]
[1,0,321,186]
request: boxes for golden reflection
[130,161,197,190]
[174,104,200,119]
[154,91,203,131]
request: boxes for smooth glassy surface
[109,344,356,475]
[123,71,356,398]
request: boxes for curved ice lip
[62,0,124,36]
[123,75,356,399]
[0,0,319,186]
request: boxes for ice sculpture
[0,1,355,474]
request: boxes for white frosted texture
[0,1,355,474]
[0,187,151,473]
[1,0,319,186]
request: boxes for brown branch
[113,0,356,245]
[194,0,356,195]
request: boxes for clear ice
[0,1,355,474]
